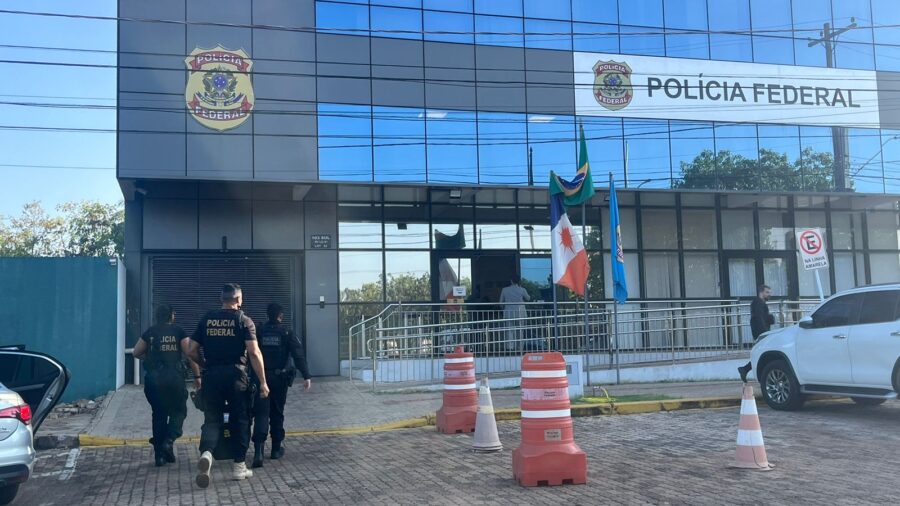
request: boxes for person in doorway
[500,274,530,351]
[738,284,776,382]
[133,304,199,467]
[184,283,269,487]
[249,303,311,468]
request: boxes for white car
[750,284,900,410]
[0,348,69,505]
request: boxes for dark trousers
[144,368,187,449]
[199,365,250,463]
[251,373,288,445]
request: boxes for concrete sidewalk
[68,378,752,442]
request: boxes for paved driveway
[17,399,899,505]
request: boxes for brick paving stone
[20,398,900,505]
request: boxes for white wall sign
[574,52,881,129]
[452,286,467,297]
[797,228,829,271]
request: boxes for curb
[74,395,754,448]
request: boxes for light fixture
[449,188,462,200]
[397,223,408,230]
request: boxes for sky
[0,1,120,217]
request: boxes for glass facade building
[117,0,900,374]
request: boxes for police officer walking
[184,283,269,488]
[250,303,312,468]
[133,304,199,467]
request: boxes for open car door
[0,346,70,432]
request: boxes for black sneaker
[737,363,752,383]
[270,441,284,460]
[163,441,176,463]
[252,444,264,469]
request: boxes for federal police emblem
[593,60,633,111]
[185,46,254,131]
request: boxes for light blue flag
[609,174,628,304]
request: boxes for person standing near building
[738,284,775,382]
[500,274,530,351]
[184,283,269,488]
[133,305,199,467]
[249,303,311,468]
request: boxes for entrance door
[432,251,518,303]
[724,252,797,300]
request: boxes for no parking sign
[797,228,829,271]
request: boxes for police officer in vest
[250,303,312,468]
[184,283,269,488]
[133,304,200,467]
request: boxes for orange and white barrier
[731,384,774,470]
[436,347,477,434]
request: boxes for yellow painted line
[77,395,757,447]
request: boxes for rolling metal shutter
[150,256,296,335]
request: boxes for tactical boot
[196,451,213,488]
[232,462,253,480]
[252,444,264,468]
[270,440,284,460]
[163,440,176,463]
[154,448,166,467]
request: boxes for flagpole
[582,202,590,386]
[613,300,620,385]
[609,171,621,385]
[552,257,559,344]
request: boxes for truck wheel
[761,359,805,411]
[0,484,19,505]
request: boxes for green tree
[0,200,124,257]
[676,147,838,192]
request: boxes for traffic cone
[473,376,502,453]
[731,384,774,470]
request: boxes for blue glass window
[426,110,478,184]
[872,0,900,45]
[475,0,522,17]
[580,117,625,184]
[670,121,715,189]
[711,35,753,62]
[708,0,750,31]
[750,0,792,31]
[847,128,885,193]
[620,25,666,56]
[665,30,709,59]
[619,0,663,27]
[525,19,573,51]
[527,115,576,186]
[835,42,875,70]
[794,38,828,67]
[832,0,873,43]
[623,119,672,188]
[318,103,373,182]
[524,0,572,20]
[424,10,474,44]
[799,126,835,191]
[475,14,524,47]
[875,43,900,72]
[478,112,528,185]
[881,130,900,193]
[714,123,758,190]
[372,0,422,8]
[664,0,708,30]
[371,6,423,40]
[572,0,617,24]
[752,36,794,64]
[791,0,831,35]
[316,1,369,36]
[758,125,801,192]
[573,22,620,52]
[424,0,472,12]
[373,106,426,183]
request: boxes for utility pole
[808,18,857,192]
[527,146,534,186]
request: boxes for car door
[795,293,863,385]
[849,290,900,388]
[0,347,70,431]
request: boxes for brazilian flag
[550,124,595,207]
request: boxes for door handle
[833,334,847,339]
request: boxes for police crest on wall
[185,46,255,131]
[593,60,633,111]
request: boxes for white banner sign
[574,52,880,129]
[797,228,829,271]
